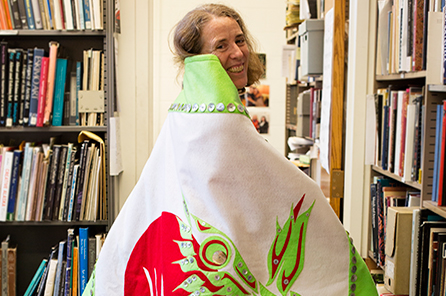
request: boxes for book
[43,144,61,220]
[61,145,76,221]
[12,48,23,126]
[82,0,91,29]
[5,49,15,128]
[30,0,42,29]
[79,227,88,294]
[438,100,446,205]
[72,243,79,296]
[25,147,42,221]
[51,58,67,127]
[402,102,416,181]
[22,48,33,125]
[7,245,16,296]
[52,0,63,30]
[0,151,12,221]
[381,105,390,170]
[36,56,49,127]
[23,259,47,296]
[28,48,45,127]
[409,208,421,295]
[35,245,57,296]
[18,50,27,125]
[15,142,32,221]
[371,183,379,262]
[80,143,94,220]
[63,229,74,296]
[9,0,22,29]
[43,41,59,127]
[62,0,74,30]
[0,42,8,127]
[43,258,58,296]
[433,104,443,202]
[52,145,67,220]
[91,0,101,29]
[411,93,423,182]
[88,237,95,278]
[74,140,89,221]
[67,164,79,222]
[1,235,9,296]
[3,0,14,29]
[16,0,27,29]
[6,150,21,221]
[53,240,65,296]
[23,0,35,29]
[35,150,50,221]
[75,0,84,30]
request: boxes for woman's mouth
[227,65,244,73]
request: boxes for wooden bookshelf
[376,71,427,81]
[422,200,446,219]
[371,165,422,190]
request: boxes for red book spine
[399,90,409,177]
[36,57,49,127]
[438,101,446,205]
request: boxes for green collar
[169,54,249,117]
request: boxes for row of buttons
[169,102,249,116]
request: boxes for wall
[116,0,287,209]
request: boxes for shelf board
[0,220,109,226]
[371,165,422,190]
[376,71,426,81]
[0,126,107,132]
[428,84,446,92]
[423,200,446,219]
[0,30,105,36]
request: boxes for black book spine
[18,50,26,125]
[6,49,14,127]
[12,49,22,126]
[62,146,77,221]
[74,140,89,221]
[36,245,58,296]
[22,48,33,126]
[0,42,8,126]
[53,145,68,220]
[9,0,22,29]
[16,0,28,29]
[43,145,61,220]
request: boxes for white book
[52,0,64,30]
[25,148,41,221]
[86,150,99,220]
[409,208,420,296]
[80,145,94,220]
[75,0,85,30]
[403,104,416,182]
[394,91,404,175]
[43,258,58,296]
[31,0,43,29]
[15,143,33,221]
[88,0,94,29]
[53,241,66,296]
[63,0,74,30]
[92,0,102,29]
[0,151,13,221]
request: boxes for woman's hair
[170,3,264,87]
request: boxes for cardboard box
[298,19,324,77]
[384,207,417,295]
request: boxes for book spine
[371,183,378,262]
[443,5,446,84]
[52,240,65,296]
[82,0,90,29]
[5,49,14,128]
[1,238,8,296]
[88,236,95,278]
[63,229,74,296]
[62,146,76,221]
[23,259,47,296]
[52,145,67,220]
[59,144,72,220]
[6,150,21,221]
[12,49,22,126]
[52,0,63,29]
[3,0,14,29]
[0,151,13,221]
[36,247,57,296]
[7,246,16,296]
[382,105,390,170]
[0,42,8,127]
[15,142,32,221]
[28,48,44,127]
[24,148,40,221]
[43,41,59,126]
[74,141,89,221]
[36,56,49,127]
[23,0,35,29]
[9,0,22,29]
[22,48,33,125]
[0,0,9,29]
[43,145,60,220]
[67,164,79,222]
[30,0,42,29]
[51,58,67,126]
[438,101,446,205]
[399,90,409,177]
[16,0,28,29]
[75,61,81,125]
[432,104,443,202]
[79,227,88,294]
[62,0,73,29]
[18,51,27,125]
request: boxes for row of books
[1,235,16,296]
[376,0,445,75]
[0,131,107,222]
[372,86,424,182]
[23,228,106,296]
[432,100,446,205]
[0,41,105,128]
[370,176,421,268]
[0,0,103,31]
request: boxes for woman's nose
[229,43,243,59]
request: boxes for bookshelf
[0,0,116,294]
[362,0,446,294]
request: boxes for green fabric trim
[347,233,379,296]
[82,265,96,296]
[169,54,250,118]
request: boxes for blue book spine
[53,240,66,296]
[23,259,48,296]
[432,104,443,202]
[6,150,22,221]
[52,59,67,126]
[45,0,53,28]
[64,229,74,296]
[28,48,44,127]
[82,0,91,29]
[23,49,33,125]
[23,0,35,29]
[381,105,390,170]
[16,143,32,221]
[79,227,89,294]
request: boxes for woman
[87,4,377,296]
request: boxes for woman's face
[200,16,250,89]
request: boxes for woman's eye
[236,38,245,45]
